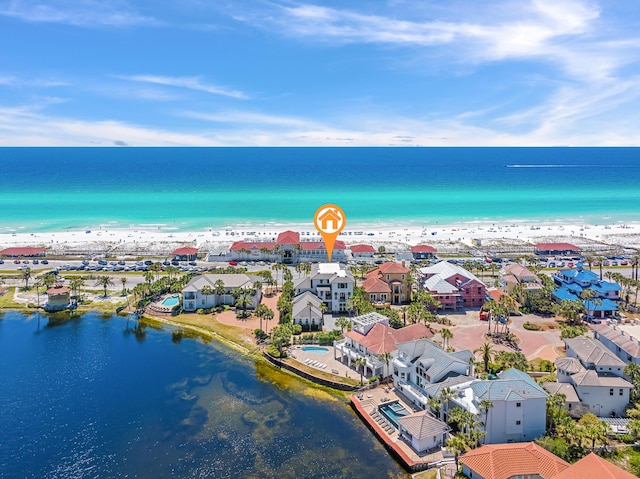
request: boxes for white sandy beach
[1,220,639,257]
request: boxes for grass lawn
[0,288,27,309]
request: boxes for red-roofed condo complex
[228,230,347,264]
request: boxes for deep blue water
[0,311,405,478]
[1,147,640,232]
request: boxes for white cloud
[0,0,159,27]
[119,75,248,99]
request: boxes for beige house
[499,263,543,295]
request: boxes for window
[516,420,521,425]
[620,389,624,396]
[516,402,521,407]
[402,274,405,280]
[386,274,390,280]
[610,388,614,396]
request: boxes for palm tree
[263,307,274,332]
[474,342,495,373]
[478,399,493,443]
[427,396,442,419]
[201,284,213,307]
[336,316,352,333]
[440,387,455,421]
[380,351,392,381]
[441,328,453,350]
[214,279,226,302]
[354,357,367,386]
[95,275,114,297]
[120,277,127,296]
[445,434,469,472]
[34,278,42,309]
[69,276,85,299]
[555,298,585,326]
[41,272,56,290]
[21,267,32,289]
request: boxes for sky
[1,0,640,146]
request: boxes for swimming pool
[161,295,180,307]
[378,401,410,428]
[300,346,329,354]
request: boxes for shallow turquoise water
[1,147,640,232]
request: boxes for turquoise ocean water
[1,147,639,232]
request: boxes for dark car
[41,259,49,264]
[144,260,153,266]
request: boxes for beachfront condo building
[294,263,354,313]
[226,230,347,264]
[418,261,486,310]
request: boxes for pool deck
[350,385,450,473]
[288,345,359,381]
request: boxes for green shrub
[292,324,302,335]
[196,308,205,314]
[523,321,540,331]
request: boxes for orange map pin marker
[314,204,346,262]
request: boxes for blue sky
[1,0,640,146]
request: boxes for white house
[294,263,354,313]
[392,338,475,410]
[292,291,324,329]
[333,312,431,379]
[182,274,261,312]
[551,337,632,417]
[592,321,640,365]
[451,369,548,444]
[396,410,450,453]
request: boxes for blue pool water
[379,401,410,428]
[161,295,180,307]
[301,346,329,353]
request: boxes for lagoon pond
[0,311,405,478]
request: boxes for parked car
[228,261,238,266]
[41,259,48,264]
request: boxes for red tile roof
[411,245,437,253]
[363,275,391,294]
[276,230,300,244]
[229,241,276,252]
[350,244,375,253]
[551,452,637,479]
[460,442,570,479]
[378,261,410,274]
[535,242,581,251]
[345,323,431,354]
[230,232,345,252]
[300,241,346,250]
[172,247,198,255]
[46,283,70,296]
[0,247,46,256]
